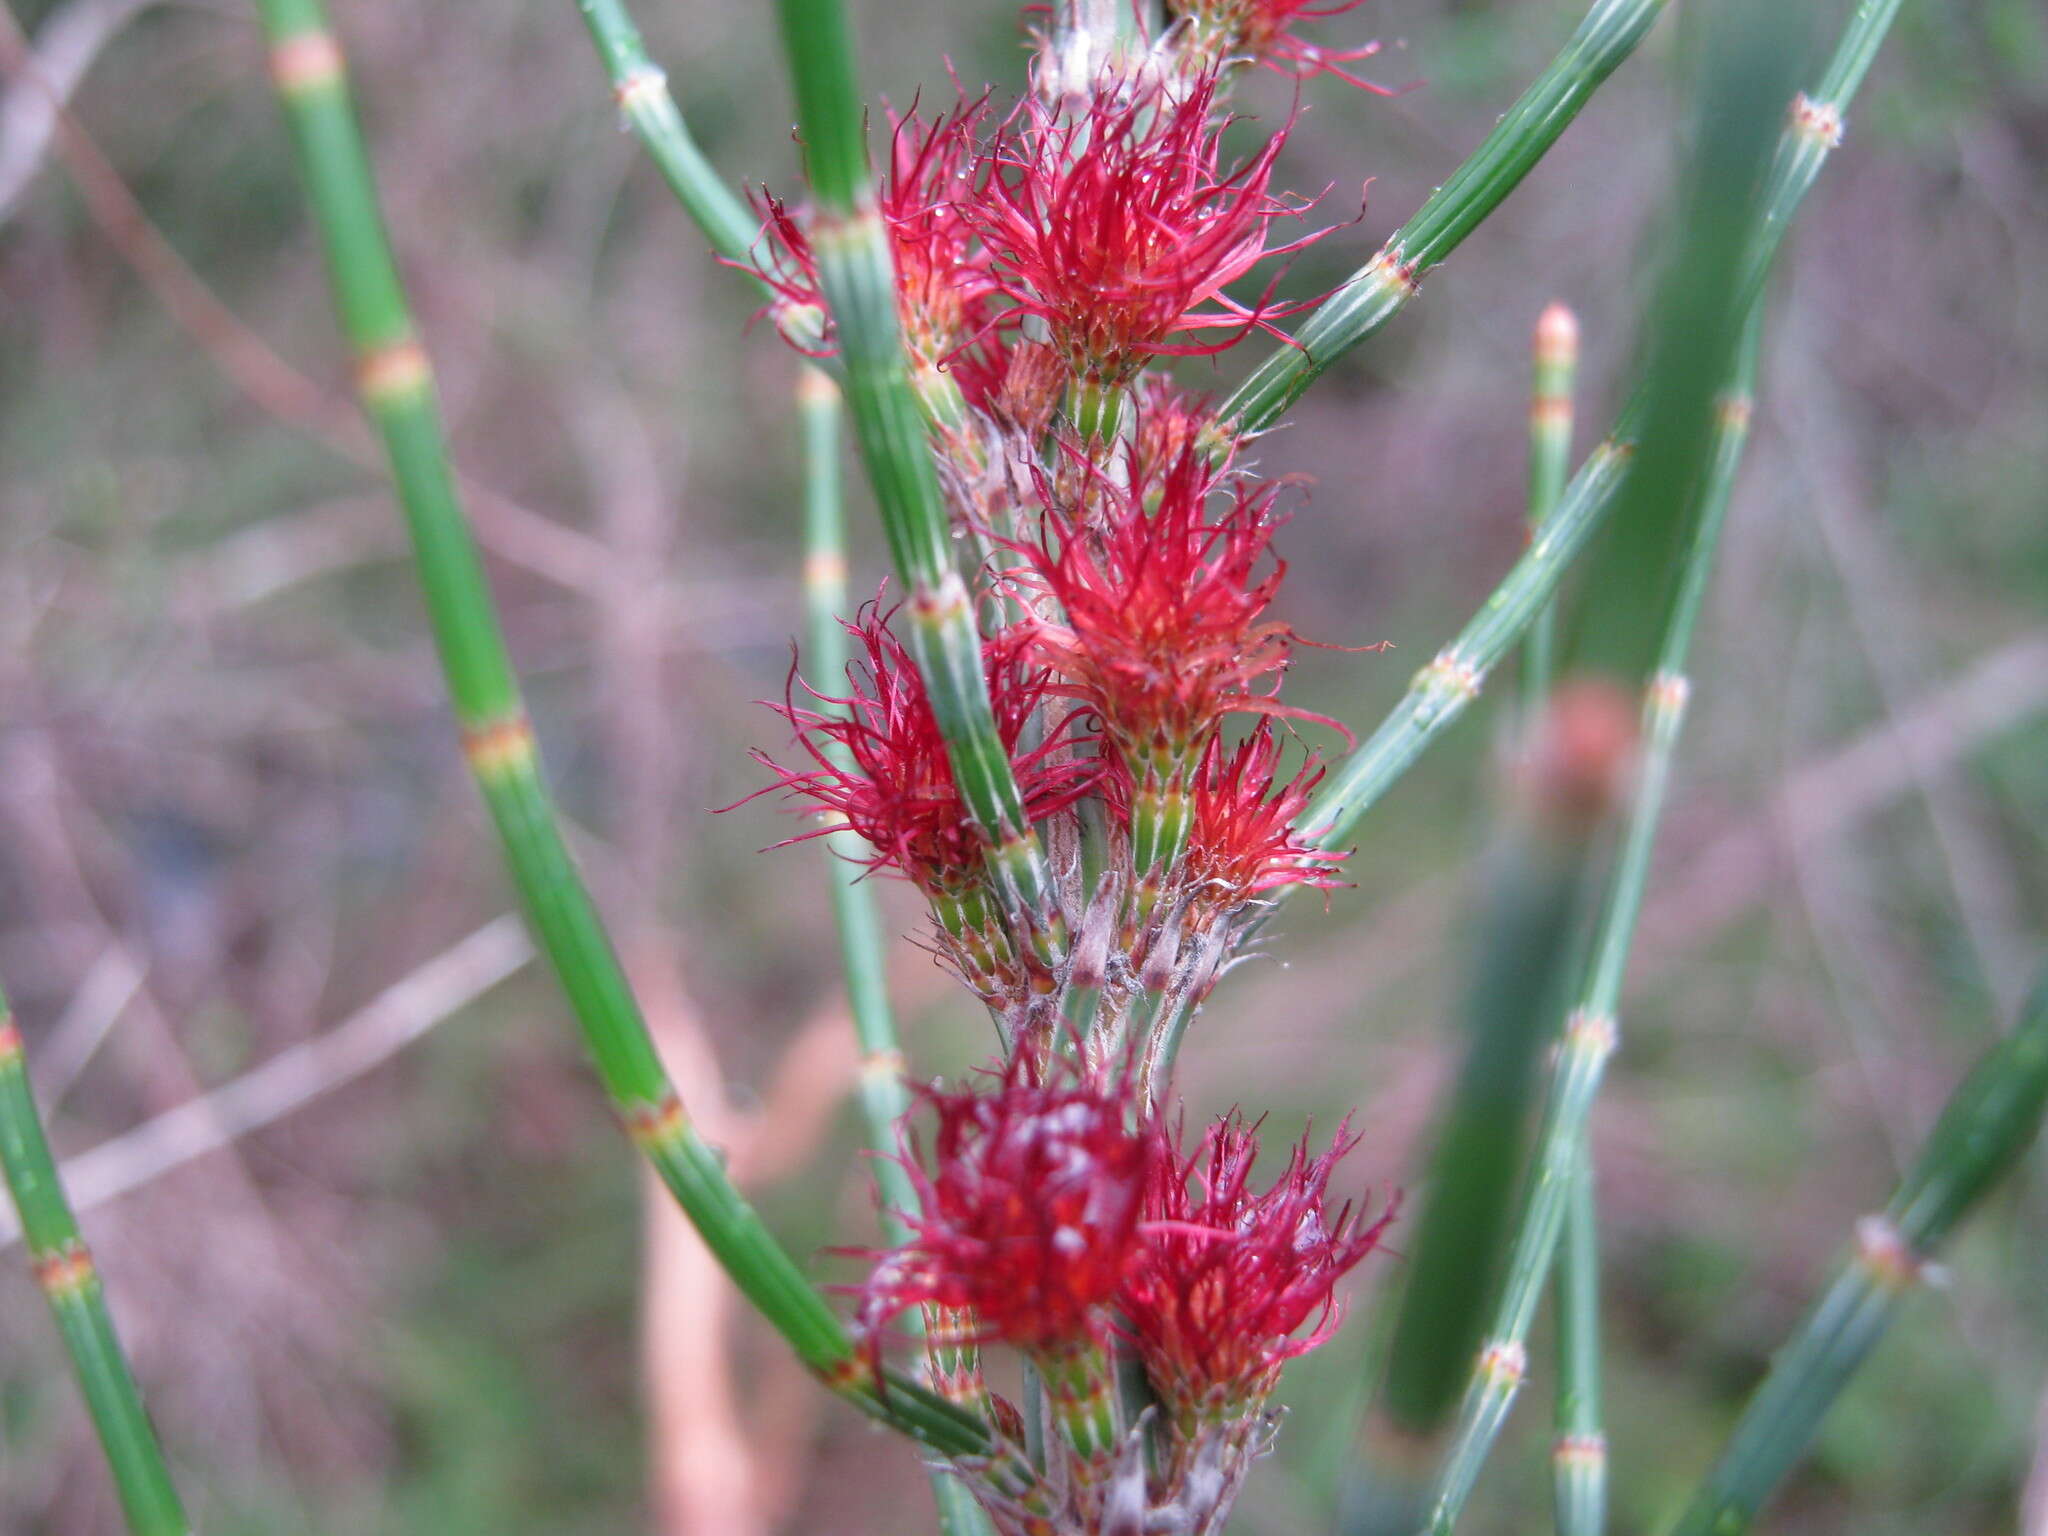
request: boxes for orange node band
[269,31,344,94]
[803,550,848,589]
[817,1353,873,1392]
[460,714,535,779]
[624,1092,688,1149]
[355,340,431,405]
[0,1018,22,1062]
[33,1242,96,1297]
[1368,245,1421,298]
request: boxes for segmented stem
[1220,0,1667,435]
[1668,971,2048,1536]
[0,994,189,1535]
[799,369,997,1536]
[1379,816,1603,1443]
[1408,3,1909,1506]
[570,0,758,268]
[251,0,985,1457]
[1522,303,1579,716]
[799,368,920,1234]
[1302,0,1896,863]
[1302,426,1638,853]
[775,0,1065,958]
[1422,347,1756,1536]
[1552,1153,1606,1536]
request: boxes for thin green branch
[775,0,1065,956]
[249,0,985,1457]
[1346,754,1610,1536]
[0,991,189,1535]
[1301,0,1893,865]
[1420,339,1756,1536]
[1668,970,2048,1536]
[1521,302,1579,719]
[1301,423,1638,853]
[570,0,761,269]
[1551,1151,1605,1536]
[798,366,996,1536]
[1220,0,1667,436]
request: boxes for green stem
[251,0,985,1457]
[1378,816,1603,1441]
[799,369,995,1536]
[799,367,919,1235]
[0,996,189,1535]
[1668,970,2048,1536]
[1522,303,1579,719]
[1302,425,1639,854]
[775,0,1064,956]
[569,0,759,268]
[1552,1150,1606,1536]
[1302,0,1891,864]
[1420,343,1757,1536]
[1220,0,1668,436]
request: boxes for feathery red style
[1170,0,1399,91]
[744,603,1099,900]
[1184,722,1347,908]
[1007,435,1310,775]
[745,98,999,363]
[858,1065,1167,1350]
[1121,1113,1396,1418]
[969,72,1325,386]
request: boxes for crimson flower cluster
[854,1068,1393,1526]
[1122,1113,1398,1421]
[736,6,1400,1528]
[858,1063,1157,1352]
[746,603,1096,905]
[970,74,1325,387]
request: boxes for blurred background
[0,0,2044,1531]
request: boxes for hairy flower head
[744,97,999,364]
[1121,1112,1395,1417]
[1183,722,1346,910]
[970,72,1325,385]
[742,602,1098,900]
[858,1063,1166,1351]
[1005,434,1320,778]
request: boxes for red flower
[1184,722,1346,907]
[1121,1113,1395,1417]
[743,98,1000,364]
[743,602,1098,900]
[1006,435,1311,775]
[878,96,1003,364]
[969,72,1327,385]
[858,1064,1167,1351]
[1170,0,1400,92]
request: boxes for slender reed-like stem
[1220,0,1667,436]
[799,367,919,1234]
[1410,0,1907,1506]
[775,0,1065,955]
[1668,970,2048,1536]
[1521,303,1578,717]
[1301,425,1638,854]
[1551,1152,1605,1536]
[569,0,761,271]
[0,989,189,1535]
[798,368,995,1535]
[1350,744,1612,1534]
[1302,0,1895,865]
[1420,342,1756,1536]
[249,0,985,1456]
